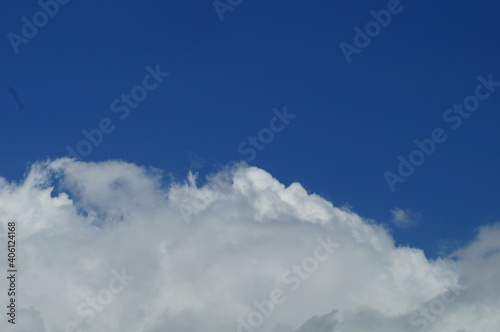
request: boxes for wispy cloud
[390,207,422,228]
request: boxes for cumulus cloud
[0,158,498,332]
[390,208,422,228]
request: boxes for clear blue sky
[1,0,499,257]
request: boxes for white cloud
[0,158,498,332]
[390,208,422,228]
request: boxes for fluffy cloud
[0,158,498,332]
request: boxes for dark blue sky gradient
[1,0,499,257]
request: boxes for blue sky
[1,0,500,259]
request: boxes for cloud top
[0,158,498,332]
